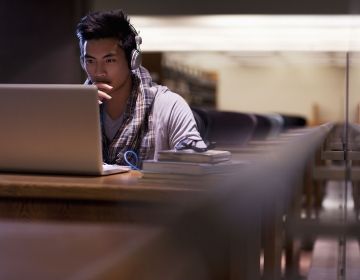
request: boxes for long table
[0,123,333,280]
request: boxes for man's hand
[94,83,113,104]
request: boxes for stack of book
[142,149,245,177]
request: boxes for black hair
[76,9,137,68]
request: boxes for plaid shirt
[101,66,156,167]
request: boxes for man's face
[82,38,130,94]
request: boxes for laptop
[0,84,131,176]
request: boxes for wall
[0,0,88,83]
[349,52,360,123]
[218,63,345,124]
[164,52,347,124]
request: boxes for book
[141,171,229,185]
[139,173,228,189]
[142,160,247,175]
[157,149,232,164]
[140,172,207,187]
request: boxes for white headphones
[129,24,142,70]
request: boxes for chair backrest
[205,110,257,147]
[251,114,273,140]
[266,113,285,138]
[280,114,307,129]
[191,107,210,141]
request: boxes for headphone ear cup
[130,34,142,70]
[130,49,142,70]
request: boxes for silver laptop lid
[0,84,104,175]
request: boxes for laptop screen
[0,84,105,175]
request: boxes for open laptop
[0,84,131,176]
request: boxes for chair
[205,109,257,147]
[191,107,210,142]
[280,114,307,129]
[266,113,285,138]
[251,114,273,140]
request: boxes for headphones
[129,23,142,70]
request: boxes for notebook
[0,84,130,176]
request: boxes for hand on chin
[93,82,113,104]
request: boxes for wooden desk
[0,220,214,280]
[0,171,206,223]
[0,124,331,280]
[0,171,261,280]
[321,150,360,161]
[0,174,242,280]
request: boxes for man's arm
[154,90,206,150]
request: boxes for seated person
[76,9,206,167]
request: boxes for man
[76,9,206,168]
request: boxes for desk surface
[0,171,210,223]
[0,171,206,203]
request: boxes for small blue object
[124,150,140,170]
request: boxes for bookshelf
[142,52,217,108]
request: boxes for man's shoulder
[151,85,190,119]
[153,85,185,105]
